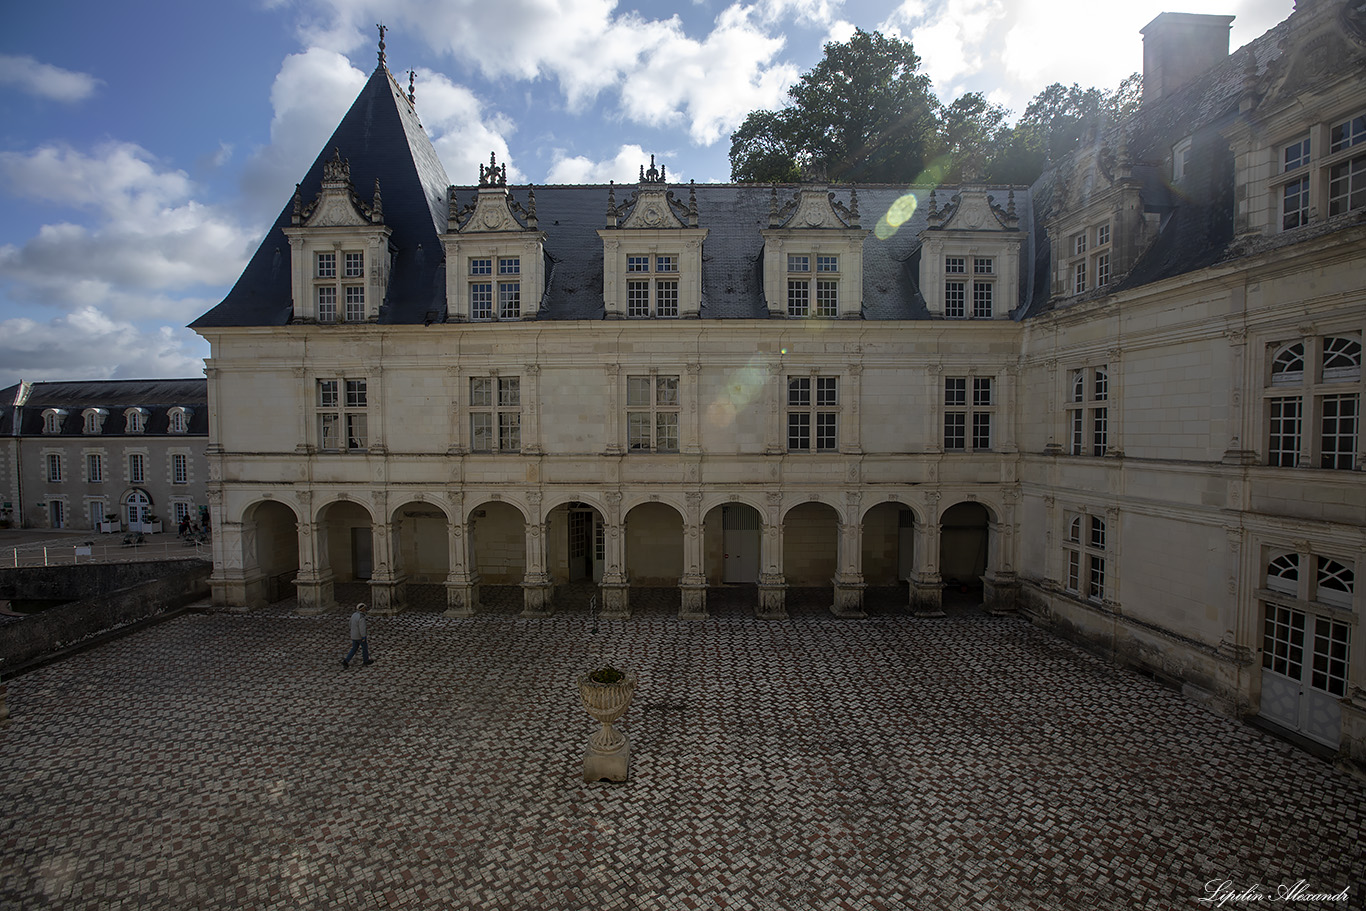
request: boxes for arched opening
[469,501,526,614]
[544,500,605,611]
[391,501,450,611]
[245,500,299,605]
[319,500,374,605]
[703,502,762,615]
[940,501,989,607]
[124,489,154,532]
[624,502,684,616]
[862,502,914,613]
[783,501,839,616]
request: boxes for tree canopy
[728,29,1140,186]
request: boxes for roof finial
[526,186,538,229]
[407,70,415,105]
[377,23,387,68]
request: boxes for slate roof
[192,64,450,329]
[0,379,208,437]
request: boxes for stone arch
[468,499,527,585]
[317,499,376,583]
[702,499,765,586]
[782,500,840,586]
[781,496,849,526]
[389,498,450,585]
[545,499,606,585]
[623,501,685,586]
[461,494,531,526]
[240,498,300,605]
[939,501,991,601]
[860,500,918,586]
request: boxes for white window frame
[626,374,681,453]
[787,253,838,318]
[944,375,993,452]
[787,374,839,452]
[1066,365,1109,456]
[1263,335,1362,470]
[470,376,521,453]
[316,378,368,453]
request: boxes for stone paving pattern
[1,588,1363,911]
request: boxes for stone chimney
[1140,12,1236,104]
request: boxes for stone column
[209,513,253,610]
[910,494,943,616]
[444,498,480,617]
[521,499,554,617]
[684,363,702,455]
[757,493,786,618]
[367,514,406,615]
[832,519,867,618]
[678,491,708,619]
[294,520,336,615]
[604,364,622,455]
[600,491,629,619]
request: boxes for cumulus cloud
[0,143,254,299]
[239,47,369,221]
[286,0,798,146]
[0,54,100,103]
[0,307,207,389]
[545,144,675,185]
[413,70,522,185]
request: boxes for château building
[0,379,209,533]
[192,2,1365,767]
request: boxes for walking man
[342,602,373,667]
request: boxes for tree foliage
[728,28,1141,187]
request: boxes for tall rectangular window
[498,281,521,319]
[317,378,367,452]
[1320,394,1359,469]
[1064,514,1107,603]
[972,282,993,318]
[343,252,363,277]
[344,285,365,322]
[656,281,679,318]
[172,453,188,484]
[623,254,680,317]
[317,286,337,322]
[1268,397,1303,467]
[47,453,62,482]
[470,283,493,320]
[944,281,966,318]
[945,376,992,452]
[316,251,336,278]
[87,453,103,483]
[1283,177,1310,230]
[470,376,520,452]
[788,375,838,451]
[129,453,145,483]
[626,375,680,452]
[1067,365,1110,456]
[788,254,837,318]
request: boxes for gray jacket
[349,611,367,640]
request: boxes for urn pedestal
[578,671,635,783]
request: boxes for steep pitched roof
[0,379,208,436]
[192,65,450,329]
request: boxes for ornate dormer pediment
[608,157,699,231]
[294,149,382,228]
[451,153,539,234]
[928,187,1018,231]
[769,185,860,229]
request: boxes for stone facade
[193,2,1365,768]
[0,379,210,534]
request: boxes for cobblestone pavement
[1,591,1363,911]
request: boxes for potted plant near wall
[578,665,635,782]
[100,513,120,534]
[145,515,163,534]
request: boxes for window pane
[656,255,677,273]
[1268,397,1302,467]
[346,380,367,408]
[470,377,492,408]
[1319,394,1358,470]
[344,252,363,277]
[498,377,520,407]
[316,252,336,277]
[788,412,810,450]
[816,412,837,450]
[816,376,838,406]
[973,377,992,406]
[499,282,520,319]
[787,254,809,273]
[944,412,965,450]
[944,281,965,318]
[628,280,650,318]
[788,280,809,317]
[945,377,966,406]
[498,257,520,275]
[318,380,338,407]
[1092,407,1108,456]
[627,255,649,272]
[788,377,810,406]
[657,413,679,452]
[470,258,492,275]
[470,413,492,451]
[471,282,493,319]
[656,375,679,406]
[317,286,337,322]
[815,281,838,317]
[944,256,965,274]
[319,413,339,451]
[656,280,678,318]
[816,255,839,272]
[627,376,651,406]
[972,412,991,450]
[628,412,652,450]
[346,413,367,450]
[498,412,520,451]
[972,282,992,318]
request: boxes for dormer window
[470,255,521,320]
[1282,134,1312,229]
[168,407,193,434]
[344,251,364,277]
[786,253,838,318]
[1328,112,1366,218]
[125,408,147,434]
[1172,136,1193,182]
[81,408,107,434]
[316,252,336,278]
[620,253,680,318]
[42,409,65,434]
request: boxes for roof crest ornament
[606,181,618,227]
[640,154,666,184]
[377,23,387,69]
[479,152,507,188]
[408,70,416,106]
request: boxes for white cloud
[413,70,523,186]
[285,0,800,146]
[0,54,100,103]
[546,144,673,185]
[239,48,369,221]
[0,308,207,389]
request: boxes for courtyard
[0,592,1362,910]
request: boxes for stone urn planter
[578,666,635,782]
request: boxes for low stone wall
[0,561,211,672]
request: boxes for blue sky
[0,0,1292,389]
